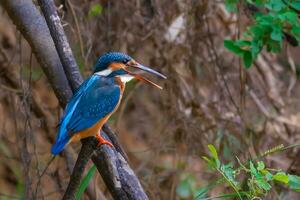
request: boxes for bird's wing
[60,75,98,123]
[51,75,120,155]
[66,77,121,133]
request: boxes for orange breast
[69,81,124,143]
[70,115,110,143]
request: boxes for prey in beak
[124,60,167,89]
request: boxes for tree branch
[1,0,147,199]
[37,0,82,90]
[92,132,148,200]
[62,138,97,200]
[1,0,72,107]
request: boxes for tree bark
[37,0,82,90]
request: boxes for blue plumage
[94,52,132,72]
[51,75,120,155]
[67,77,120,133]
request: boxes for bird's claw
[96,133,113,148]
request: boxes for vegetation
[225,0,300,68]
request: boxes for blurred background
[1,0,300,199]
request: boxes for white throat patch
[95,68,113,76]
[95,69,134,83]
[118,75,134,83]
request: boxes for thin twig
[204,16,240,115]
[66,0,85,59]
[19,33,34,200]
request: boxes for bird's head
[93,52,166,89]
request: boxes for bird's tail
[51,134,70,155]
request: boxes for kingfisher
[51,52,166,155]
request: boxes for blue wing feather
[51,75,120,155]
[67,84,120,132]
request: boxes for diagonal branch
[1,0,72,107]
[37,0,82,90]
[1,0,148,199]
[62,138,98,200]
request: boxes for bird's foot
[96,133,113,148]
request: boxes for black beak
[125,61,167,89]
[131,62,167,79]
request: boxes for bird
[51,52,166,155]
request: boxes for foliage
[75,165,97,200]
[176,173,200,199]
[225,0,239,12]
[88,3,103,17]
[224,0,300,68]
[176,173,218,199]
[197,144,300,199]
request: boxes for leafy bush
[198,144,300,199]
[224,0,300,68]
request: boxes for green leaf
[249,161,257,176]
[202,156,217,168]
[279,11,298,23]
[75,165,97,200]
[273,172,289,184]
[225,0,239,12]
[194,187,208,199]
[197,192,248,199]
[287,1,300,10]
[221,163,239,187]
[207,144,221,168]
[265,0,286,11]
[288,175,300,191]
[176,179,191,198]
[88,3,103,17]
[194,180,223,199]
[176,174,196,198]
[271,28,282,42]
[243,51,253,68]
[257,161,265,171]
[291,26,300,42]
[256,178,272,191]
[251,40,263,57]
[266,39,282,53]
[250,25,265,39]
[292,25,300,35]
[235,40,251,47]
[265,172,273,181]
[224,40,244,56]
[249,161,272,191]
[208,144,219,161]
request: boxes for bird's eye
[123,59,128,64]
